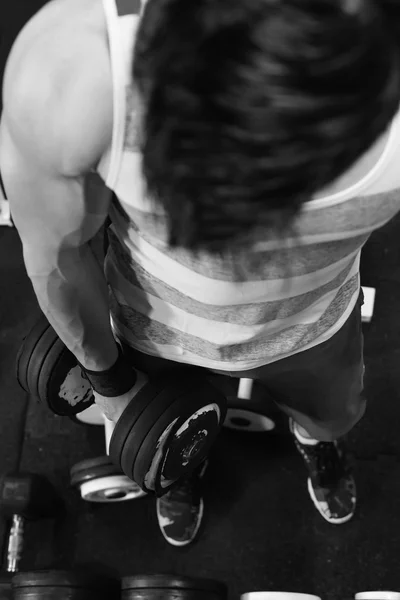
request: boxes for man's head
[133,0,400,253]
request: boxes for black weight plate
[109,379,166,468]
[163,379,226,476]
[70,455,115,477]
[120,377,196,485]
[12,570,119,592]
[27,325,59,399]
[120,383,185,484]
[39,339,94,416]
[121,574,228,597]
[161,407,220,481]
[70,457,122,487]
[136,382,226,494]
[0,575,12,600]
[16,315,50,393]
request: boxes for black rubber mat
[0,229,42,568]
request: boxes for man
[1,0,400,547]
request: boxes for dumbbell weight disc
[71,456,145,502]
[26,324,59,398]
[12,570,120,600]
[223,397,276,433]
[18,313,94,416]
[71,456,123,487]
[109,380,171,471]
[121,574,228,599]
[79,475,146,502]
[118,380,196,485]
[38,337,94,416]
[114,377,226,495]
[135,384,225,495]
[16,315,51,393]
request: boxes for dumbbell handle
[7,514,24,572]
[238,378,253,400]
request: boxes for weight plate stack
[70,456,146,502]
[16,314,94,416]
[109,376,226,496]
[16,316,50,394]
[121,574,228,600]
[12,570,120,600]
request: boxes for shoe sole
[156,460,208,547]
[156,496,204,547]
[307,477,356,525]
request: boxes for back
[96,0,400,372]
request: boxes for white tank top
[97,0,400,371]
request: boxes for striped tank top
[97,0,400,372]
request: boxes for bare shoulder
[1,0,113,175]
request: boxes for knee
[312,394,367,442]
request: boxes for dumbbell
[16,315,95,416]
[16,314,227,497]
[12,570,120,599]
[223,379,277,433]
[121,574,228,599]
[0,473,61,573]
[71,416,146,502]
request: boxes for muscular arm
[0,17,118,372]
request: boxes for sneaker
[289,418,356,524]
[156,460,208,546]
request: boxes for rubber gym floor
[2,4,400,600]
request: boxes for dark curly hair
[133,0,400,253]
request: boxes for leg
[253,290,365,523]
[117,340,209,546]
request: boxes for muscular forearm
[22,241,118,371]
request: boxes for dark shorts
[120,290,366,441]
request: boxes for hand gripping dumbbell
[0,473,61,573]
[121,574,228,600]
[12,570,120,600]
[16,314,227,496]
